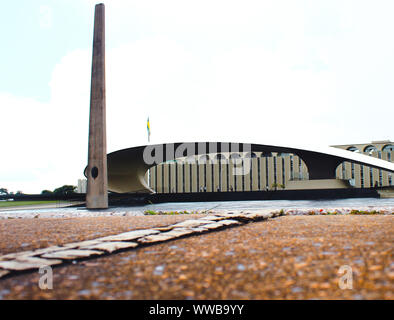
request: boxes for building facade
[147,141,393,193]
[77,179,88,193]
[333,140,393,188]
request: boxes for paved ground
[0,215,205,255]
[0,202,83,212]
[0,215,392,300]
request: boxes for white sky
[0,0,393,193]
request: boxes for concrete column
[251,158,258,191]
[156,164,163,193]
[177,162,183,193]
[163,163,170,193]
[206,161,213,192]
[150,167,156,192]
[213,162,220,192]
[244,159,251,192]
[184,163,191,192]
[221,162,228,191]
[198,162,205,192]
[191,163,198,192]
[87,4,108,209]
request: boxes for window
[196,162,199,191]
[351,163,355,179]
[273,157,277,186]
[379,169,382,187]
[382,144,394,152]
[265,158,269,188]
[245,152,257,158]
[299,158,302,180]
[182,163,185,193]
[347,146,359,153]
[241,159,245,191]
[382,145,393,162]
[257,157,261,190]
[364,145,378,155]
[168,164,171,193]
[155,167,158,192]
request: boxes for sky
[0,0,393,193]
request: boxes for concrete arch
[245,152,257,158]
[198,155,210,164]
[106,142,394,193]
[364,145,378,153]
[382,144,394,152]
[214,153,227,162]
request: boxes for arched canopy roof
[106,142,394,193]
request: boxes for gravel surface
[0,215,204,255]
[0,215,392,300]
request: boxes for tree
[0,188,8,195]
[41,190,53,195]
[15,191,23,195]
[53,185,76,195]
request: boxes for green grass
[0,201,64,208]
[144,209,199,215]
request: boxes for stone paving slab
[219,219,242,226]
[171,219,211,228]
[198,215,226,221]
[139,228,196,243]
[188,226,208,233]
[64,240,104,249]
[30,246,67,256]
[0,269,9,278]
[41,249,104,260]
[202,222,228,229]
[0,251,35,261]
[98,229,160,242]
[139,234,177,243]
[0,257,62,271]
[81,242,138,253]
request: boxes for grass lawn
[0,201,65,208]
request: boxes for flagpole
[147,117,150,143]
[147,116,151,188]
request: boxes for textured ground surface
[0,215,392,300]
[0,215,204,255]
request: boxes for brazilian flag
[147,117,151,142]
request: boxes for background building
[147,141,393,193]
[77,179,87,193]
[333,140,393,188]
